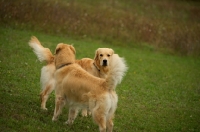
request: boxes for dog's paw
[65,120,74,125]
[88,111,91,116]
[81,109,88,117]
[81,113,88,117]
[52,117,57,121]
[65,121,69,125]
[41,107,48,111]
[41,106,48,110]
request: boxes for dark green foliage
[0,0,200,55]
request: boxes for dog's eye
[100,54,103,57]
[107,54,110,57]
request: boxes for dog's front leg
[52,96,65,121]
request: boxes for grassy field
[0,26,200,132]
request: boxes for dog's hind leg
[106,113,114,132]
[92,108,106,132]
[65,107,79,125]
[52,96,65,121]
[106,93,118,132]
[40,83,54,110]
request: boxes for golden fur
[52,44,119,132]
[29,36,123,117]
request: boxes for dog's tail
[106,54,128,90]
[28,36,54,64]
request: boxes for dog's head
[94,48,114,67]
[54,43,76,69]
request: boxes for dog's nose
[103,60,107,63]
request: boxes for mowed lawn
[0,27,200,132]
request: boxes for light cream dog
[52,43,127,132]
[28,36,127,116]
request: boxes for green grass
[0,26,200,132]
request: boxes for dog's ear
[110,48,114,55]
[55,47,61,55]
[54,44,63,55]
[94,49,99,61]
[69,45,76,54]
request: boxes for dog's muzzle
[102,59,107,66]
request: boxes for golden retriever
[28,36,127,117]
[52,43,127,132]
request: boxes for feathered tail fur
[28,36,54,64]
[28,36,55,92]
[106,54,128,90]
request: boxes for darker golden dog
[52,43,127,132]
